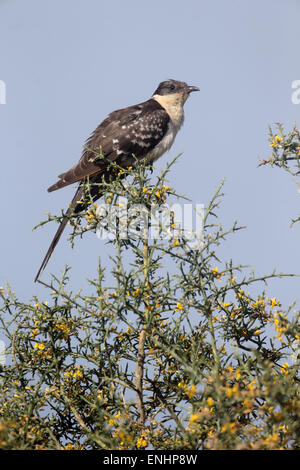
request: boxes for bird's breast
[147,121,179,163]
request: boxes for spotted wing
[47,99,170,192]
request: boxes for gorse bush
[0,135,300,450]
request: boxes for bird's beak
[187,85,200,93]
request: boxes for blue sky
[1,0,300,307]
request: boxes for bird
[35,79,199,282]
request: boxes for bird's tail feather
[35,171,115,282]
[34,187,83,282]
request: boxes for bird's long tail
[35,169,120,282]
[34,187,84,283]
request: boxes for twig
[135,326,147,424]
[135,234,149,425]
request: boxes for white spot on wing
[147,121,177,163]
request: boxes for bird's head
[152,79,199,106]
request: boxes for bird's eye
[169,84,175,91]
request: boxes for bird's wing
[48,99,170,192]
[35,99,170,281]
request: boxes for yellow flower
[189,413,201,423]
[31,328,38,338]
[226,383,239,398]
[221,422,236,434]
[263,433,279,446]
[136,437,147,448]
[186,385,197,399]
[278,424,288,433]
[211,266,224,280]
[280,362,289,375]
[75,368,83,379]
[175,302,183,311]
[243,398,252,411]
[173,239,179,247]
[270,297,277,308]
[270,135,283,147]
[207,397,214,407]
[247,380,257,391]
[118,430,133,444]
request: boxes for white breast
[147,121,179,163]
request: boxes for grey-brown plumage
[35,80,199,282]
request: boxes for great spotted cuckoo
[35,80,199,281]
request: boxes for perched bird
[35,79,199,281]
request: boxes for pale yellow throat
[152,92,188,131]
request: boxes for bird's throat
[152,93,186,131]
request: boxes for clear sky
[1,0,300,307]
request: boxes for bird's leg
[148,162,154,174]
